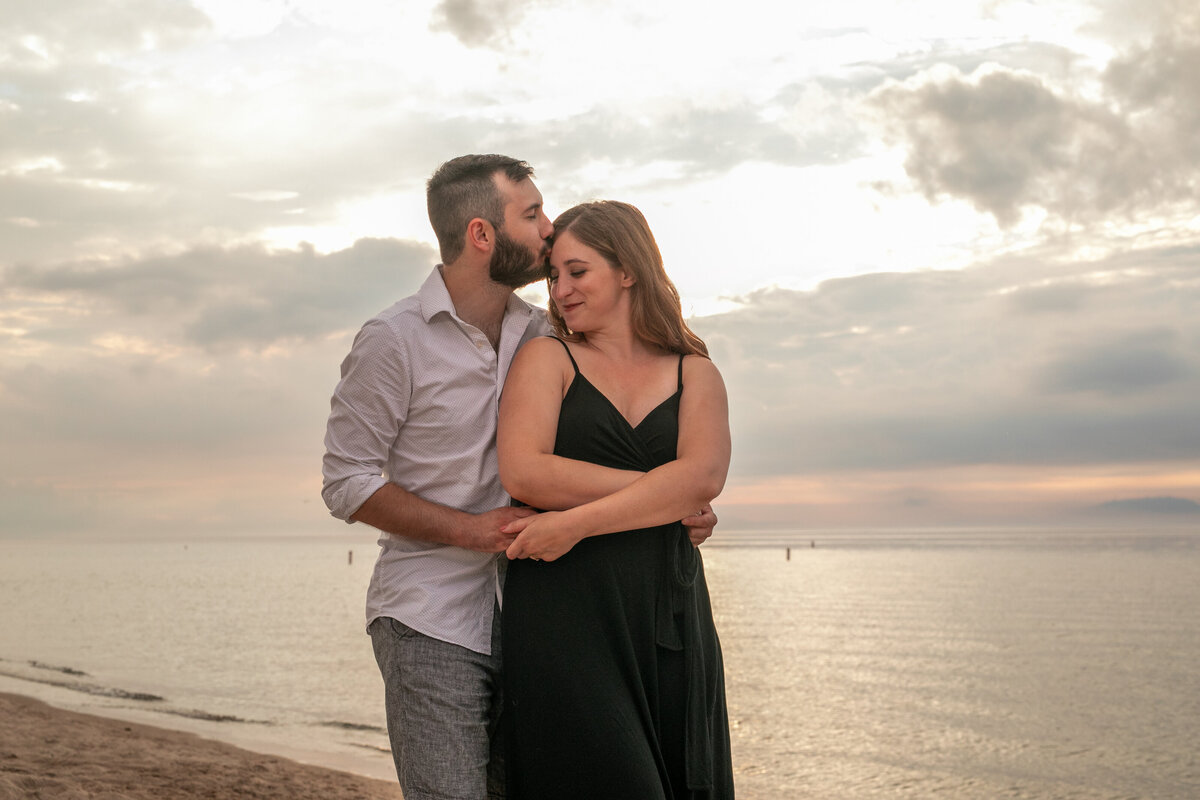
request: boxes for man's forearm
[349,482,532,553]
[349,483,470,547]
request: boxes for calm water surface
[2,530,1198,798]
[706,532,1200,799]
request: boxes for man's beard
[489,229,548,289]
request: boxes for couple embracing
[322,154,734,799]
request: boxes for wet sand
[0,692,402,799]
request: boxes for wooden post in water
[348,550,353,565]
[786,547,790,561]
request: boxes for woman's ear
[619,269,635,287]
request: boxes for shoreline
[0,668,399,785]
[0,691,402,799]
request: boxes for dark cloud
[872,68,1141,226]
[695,244,1200,477]
[0,235,433,536]
[870,11,1200,226]
[2,237,435,351]
[0,237,439,529]
[1036,329,1192,396]
[429,0,539,48]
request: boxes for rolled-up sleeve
[322,318,411,521]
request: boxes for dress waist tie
[654,523,714,791]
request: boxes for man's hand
[681,504,717,547]
[461,506,538,552]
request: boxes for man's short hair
[427,155,535,264]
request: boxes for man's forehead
[496,173,542,208]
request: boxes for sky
[2,0,1198,538]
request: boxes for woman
[496,201,734,799]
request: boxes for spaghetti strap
[676,354,684,391]
[549,336,580,374]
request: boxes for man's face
[488,175,553,289]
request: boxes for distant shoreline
[0,692,401,800]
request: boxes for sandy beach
[0,692,402,800]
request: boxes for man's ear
[466,218,494,254]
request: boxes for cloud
[2,238,435,351]
[1035,328,1193,396]
[2,4,449,266]
[0,0,209,60]
[513,99,865,191]
[3,234,1197,535]
[1086,0,1200,45]
[695,243,1200,478]
[869,11,1200,227]
[429,0,543,48]
[0,236,440,536]
[0,239,438,509]
[842,39,1084,91]
[871,66,1140,226]
[2,3,855,271]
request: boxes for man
[322,155,715,799]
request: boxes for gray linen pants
[369,606,505,799]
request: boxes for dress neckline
[552,337,683,432]
[569,372,681,432]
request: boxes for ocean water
[2,529,1199,798]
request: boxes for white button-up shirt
[322,267,550,654]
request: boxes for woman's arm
[504,355,731,561]
[498,337,645,510]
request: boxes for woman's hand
[682,504,718,547]
[502,511,585,562]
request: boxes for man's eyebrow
[523,201,542,214]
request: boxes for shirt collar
[418,265,536,325]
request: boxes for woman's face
[547,230,633,332]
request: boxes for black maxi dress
[502,338,734,799]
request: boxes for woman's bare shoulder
[515,335,569,363]
[682,352,723,381]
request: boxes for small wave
[0,664,164,702]
[154,707,270,725]
[29,660,89,677]
[85,685,164,702]
[1,660,272,726]
[319,720,387,733]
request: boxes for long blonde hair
[547,201,708,357]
